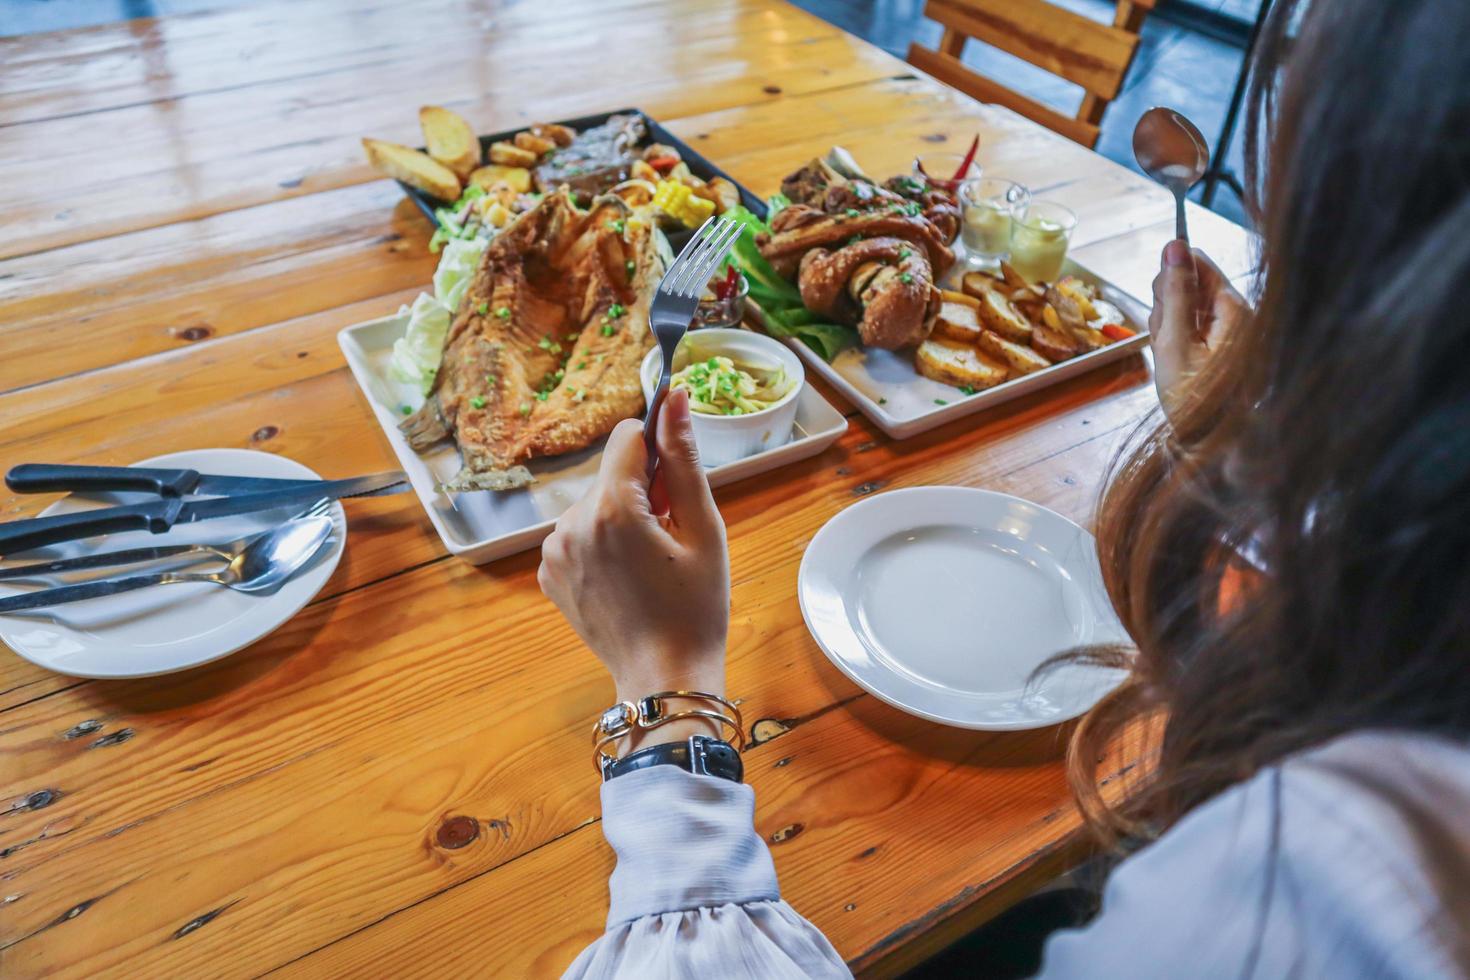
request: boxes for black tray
[397,107,768,249]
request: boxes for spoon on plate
[0,515,334,613]
[1132,107,1210,243]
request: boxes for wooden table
[0,1,1253,975]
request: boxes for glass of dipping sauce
[1008,201,1077,282]
[959,178,1030,266]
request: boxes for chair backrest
[907,0,1155,148]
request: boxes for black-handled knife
[6,463,330,497]
[0,472,407,556]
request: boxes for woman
[538,0,1470,974]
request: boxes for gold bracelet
[592,691,745,772]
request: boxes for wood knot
[89,729,134,749]
[844,903,857,911]
[750,718,791,745]
[852,480,884,497]
[769,822,804,845]
[61,720,103,740]
[176,325,213,342]
[856,441,879,453]
[6,789,60,814]
[250,425,280,443]
[921,132,948,143]
[435,815,480,849]
[834,467,851,476]
[762,84,782,94]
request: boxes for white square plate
[339,314,849,564]
[779,258,1151,440]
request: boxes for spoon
[0,515,334,613]
[1132,107,1210,243]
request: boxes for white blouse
[564,732,1470,979]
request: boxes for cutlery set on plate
[0,463,408,613]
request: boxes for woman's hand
[539,388,730,746]
[1150,239,1250,414]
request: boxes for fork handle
[643,378,671,483]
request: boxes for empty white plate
[799,486,1129,730]
[0,448,345,679]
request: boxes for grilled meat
[796,237,940,349]
[758,203,956,280]
[400,187,664,490]
[533,113,646,199]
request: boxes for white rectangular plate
[779,258,1151,440]
[339,313,848,564]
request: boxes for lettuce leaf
[389,292,453,394]
[432,237,486,313]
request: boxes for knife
[0,472,407,556]
[6,463,334,497]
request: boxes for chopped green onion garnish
[608,303,626,317]
[934,398,948,405]
[400,405,412,415]
[878,397,888,405]
[496,307,511,318]
[900,272,914,284]
[538,337,552,350]
[602,325,614,336]
[960,385,977,395]
[575,361,588,370]
[477,301,489,315]
[519,403,531,415]
[626,259,636,276]
[470,396,486,409]
[606,219,626,234]
[844,208,860,217]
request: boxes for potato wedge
[976,289,1034,343]
[960,270,1004,299]
[489,141,538,168]
[470,164,532,194]
[999,261,1030,290]
[513,131,556,156]
[1031,322,1083,363]
[940,289,980,309]
[707,176,741,213]
[530,122,576,147]
[362,138,461,201]
[977,330,1051,376]
[933,298,983,343]
[915,338,1010,390]
[418,106,479,180]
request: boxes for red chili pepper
[648,155,680,174]
[951,134,980,181]
[713,265,739,300]
[1101,322,1137,341]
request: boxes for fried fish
[401,187,665,491]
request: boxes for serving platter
[771,256,1152,440]
[396,107,765,250]
[339,313,848,565]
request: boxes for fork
[643,215,743,481]
[0,498,334,582]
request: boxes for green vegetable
[538,337,553,350]
[388,292,452,394]
[844,208,860,217]
[900,272,914,284]
[432,238,488,313]
[765,192,792,219]
[879,397,888,405]
[400,405,412,416]
[606,219,626,234]
[519,403,531,416]
[602,324,614,336]
[607,303,626,318]
[671,353,795,416]
[470,396,486,409]
[478,301,489,315]
[934,398,949,405]
[496,307,511,319]
[722,207,804,309]
[767,320,857,361]
[960,385,977,396]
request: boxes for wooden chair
[907,0,1156,148]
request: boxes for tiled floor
[1,0,1252,223]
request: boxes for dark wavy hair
[1068,0,1470,843]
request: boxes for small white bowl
[641,328,805,468]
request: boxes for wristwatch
[601,734,744,784]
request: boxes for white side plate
[781,258,1151,440]
[339,313,849,564]
[0,448,346,679]
[799,486,1129,730]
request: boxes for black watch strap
[602,735,744,784]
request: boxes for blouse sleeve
[563,766,852,980]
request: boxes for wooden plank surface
[0,0,1247,976]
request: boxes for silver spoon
[1132,107,1210,243]
[0,516,333,613]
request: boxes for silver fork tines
[643,215,743,479]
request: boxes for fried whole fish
[401,188,665,491]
